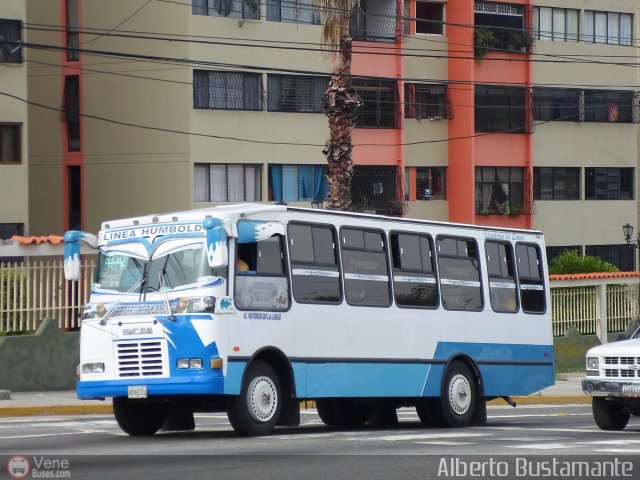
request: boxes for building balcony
[350,0,402,43]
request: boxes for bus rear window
[485,241,518,313]
[516,243,546,314]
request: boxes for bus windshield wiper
[99,277,145,326]
[158,270,175,321]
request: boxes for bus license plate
[622,384,640,397]
[127,385,148,399]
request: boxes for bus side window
[436,236,483,311]
[288,223,341,304]
[516,243,546,314]
[391,233,438,308]
[485,241,518,313]
[234,235,290,311]
[341,228,391,307]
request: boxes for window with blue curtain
[269,164,328,202]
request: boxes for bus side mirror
[204,218,229,268]
[63,231,98,281]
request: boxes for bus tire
[440,361,476,428]
[316,399,339,426]
[226,360,282,436]
[416,398,446,427]
[331,399,372,427]
[592,397,629,431]
[316,399,371,427]
[113,397,167,436]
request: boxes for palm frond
[311,0,360,53]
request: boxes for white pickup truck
[582,325,640,430]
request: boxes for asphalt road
[1,404,639,479]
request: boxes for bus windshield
[95,245,226,293]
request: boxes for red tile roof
[10,235,64,245]
[550,271,640,281]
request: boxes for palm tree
[313,0,362,211]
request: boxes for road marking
[415,441,475,446]
[577,439,640,445]
[505,443,574,450]
[360,432,491,442]
[595,448,640,453]
[488,412,591,419]
[0,432,84,440]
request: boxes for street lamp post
[622,223,640,326]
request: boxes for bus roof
[100,203,543,237]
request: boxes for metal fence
[0,259,96,332]
[550,284,639,337]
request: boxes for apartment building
[25,0,640,269]
[0,1,27,241]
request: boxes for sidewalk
[0,374,589,417]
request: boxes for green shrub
[549,250,619,275]
[1,269,28,332]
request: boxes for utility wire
[19,40,640,90]
[23,22,640,69]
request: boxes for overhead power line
[19,39,640,91]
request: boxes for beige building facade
[0,0,28,239]
[24,0,640,270]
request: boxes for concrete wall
[0,319,79,391]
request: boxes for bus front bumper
[77,376,224,399]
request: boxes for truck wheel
[226,360,282,436]
[113,397,167,436]
[439,361,476,428]
[592,397,630,431]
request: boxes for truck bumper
[582,378,640,397]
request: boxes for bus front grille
[116,341,166,377]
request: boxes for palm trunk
[322,28,361,211]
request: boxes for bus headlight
[177,358,203,369]
[586,357,599,370]
[82,363,105,374]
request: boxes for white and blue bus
[64,204,554,436]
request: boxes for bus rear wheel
[592,397,630,431]
[226,360,282,436]
[439,361,476,428]
[113,397,167,436]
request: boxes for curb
[488,396,590,406]
[0,405,113,417]
[0,397,590,418]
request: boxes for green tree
[548,250,619,275]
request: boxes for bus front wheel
[113,397,167,436]
[226,360,282,436]
[440,361,476,428]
